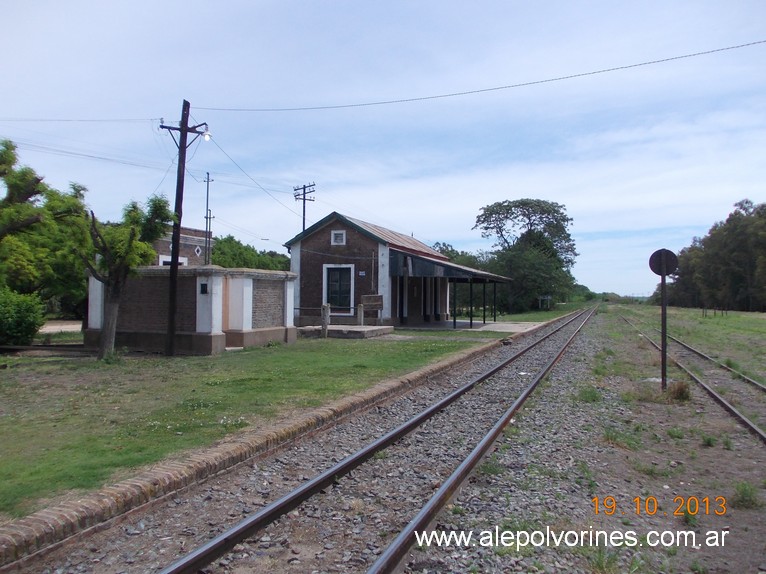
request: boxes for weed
[631,459,671,478]
[701,434,717,448]
[732,481,761,508]
[667,427,684,440]
[667,380,691,401]
[576,384,602,403]
[690,559,708,574]
[575,460,598,494]
[585,546,620,574]
[603,426,641,450]
[477,454,504,476]
[683,507,699,528]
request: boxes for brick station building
[284,212,509,327]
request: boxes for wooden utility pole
[204,172,214,265]
[160,100,209,356]
[293,183,315,232]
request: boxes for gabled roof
[284,211,510,284]
[284,211,449,261]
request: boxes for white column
[285,279,295,327]
[290,240,301,321]
[378,244,391,320]
[226,276,253,331]
[197,275,224,333]
[87,275,104,330]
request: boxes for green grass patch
[667,426,684,440]
[575,383,602,403]
[0,336,481,517]
[394,328,506,339]
[731,481,761,509]
[491,301,592,323]
[613,304,766,385]
[603,425,641,450]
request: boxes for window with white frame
[330,230,346,246]
[159,255,188,266]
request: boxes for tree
[473,198,578,269]
[1,141,89,316]
[474,199,578,312]
[660,200,766,312]
[84,196,174,359]
[212,235,289,270]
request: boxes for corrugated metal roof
[284,212,509,282]
[341,214,449,260]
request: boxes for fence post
[357,303,365,326]
[321,304,331,338]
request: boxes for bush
[0,288,45,345]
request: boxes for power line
[207,136,301,218]
[0,117,160,123]
[195,40,766,113]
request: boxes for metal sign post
[649,248,678,391]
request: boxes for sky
[2,1,764,296]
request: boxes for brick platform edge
[0,332,533,570]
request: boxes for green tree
[212,235,289,270]
[85,196,174,359]
[0,141,89,316]
[474,199,578,312]
[660,200,766,311]
[473,198,578,269]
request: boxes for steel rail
[662,332,766,393]
[621,316,766,446]
[158,309,590,574]
[366,305,598,574]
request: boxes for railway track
[156,307,597,574]
[621,316,766,445]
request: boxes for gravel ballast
[5,309,765,574]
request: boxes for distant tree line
[655,199,766,312]
[211,235,289,270]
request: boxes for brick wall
[253,279,285,328]
[118,275,196,332]
[299,221,380,315]
[153,226,212,267]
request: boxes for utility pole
[160,100,209,356]
[204,172,214,265]
[293,182,316,232]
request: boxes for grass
[33,330,85,345]
[603,425,641,450]
[394,328,506,339]
[667,427,684,440]
[0,335,482,518]
[614,304,766,385]
[575,383,602,403]
[477,454,505,476]
[731,481,761,509]
[489,301,593,323]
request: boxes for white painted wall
[378,244,391,320]
[196,275,223,333]
[87,276,104,329]
[226,276,253,331]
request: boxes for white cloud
[2,0,765,296]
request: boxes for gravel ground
[404,309,766,574]
[10,309,766,574]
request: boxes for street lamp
[159,99,209,356]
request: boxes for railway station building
[284,212,510,327]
